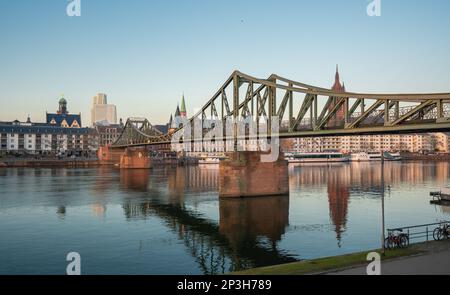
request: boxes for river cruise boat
[285,152,350,163]
[351,152,381,161]
[351,152,402,161]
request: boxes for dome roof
[59,97,67,104]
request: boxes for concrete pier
[98,145,125,165]
[119,147,151,169]
[219,151,289,198]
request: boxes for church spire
[175,103,181,117]
[335,64,340,85]
[180,93,186,117]
[332,64,344,92]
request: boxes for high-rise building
[93,93,107,105]
[91,93,117,126]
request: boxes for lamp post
[381,150,386,256]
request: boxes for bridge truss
[112,71,450,148]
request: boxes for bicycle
[385,229,409,249]
[433,223,450,241]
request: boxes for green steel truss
[112,71,450,148]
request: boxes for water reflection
[56,206,66,220]
[290,162,450,246]
[1,161,450,274]
[219,196,289,250]
[120,169,149,192]
[326,168,349,247]
[290,162,450,190]
[117,167,294,273]
[439,205,450,215]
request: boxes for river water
[0,161,449,274]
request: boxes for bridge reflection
[219,196,289,250]
[118,168,294,274]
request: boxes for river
[0,161,449,274]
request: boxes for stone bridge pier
[119,147,151,169]
[219,150,289,198]
[98,146,151,169]
[98,145,125,165]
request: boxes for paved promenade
[329,250,450,275]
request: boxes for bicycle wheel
[384,237,392,249]
[384,238,395,249]
[433,227,442,241]
[399,235,409,248]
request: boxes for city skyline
[1,0,450,125]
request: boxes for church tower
[328,65,346,127]
[180,94,187,117]
[57,96,68,115]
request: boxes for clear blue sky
[1,0,449,125]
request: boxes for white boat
[197,154,226,164]
[198,157,221,164]
[384,152,402,161]
[351,152,402,162]
[285,152,350,163]
[351,151,386,161]
[351,152,381,161]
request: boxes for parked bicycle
[433,223,450,241]
[385,229,409,249]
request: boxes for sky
[0,0,450,125]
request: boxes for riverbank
[0,159,100,168]
[401,153,450,161]
[231,240,450,275]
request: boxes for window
[61,120,69,128]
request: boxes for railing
[387,221,450,244]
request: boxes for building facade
[291,133,440,154]
[0,121,98,156]
[287,66,450,155]
[0,98,98,156]
[94,119,124,146]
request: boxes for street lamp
[381,151,386,256]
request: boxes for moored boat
[351,151,402,162]
[197,153,226,164]
[351,152,381,161]
[384,152,402,161]
[430,188,450,203]
[285,152,350,164]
